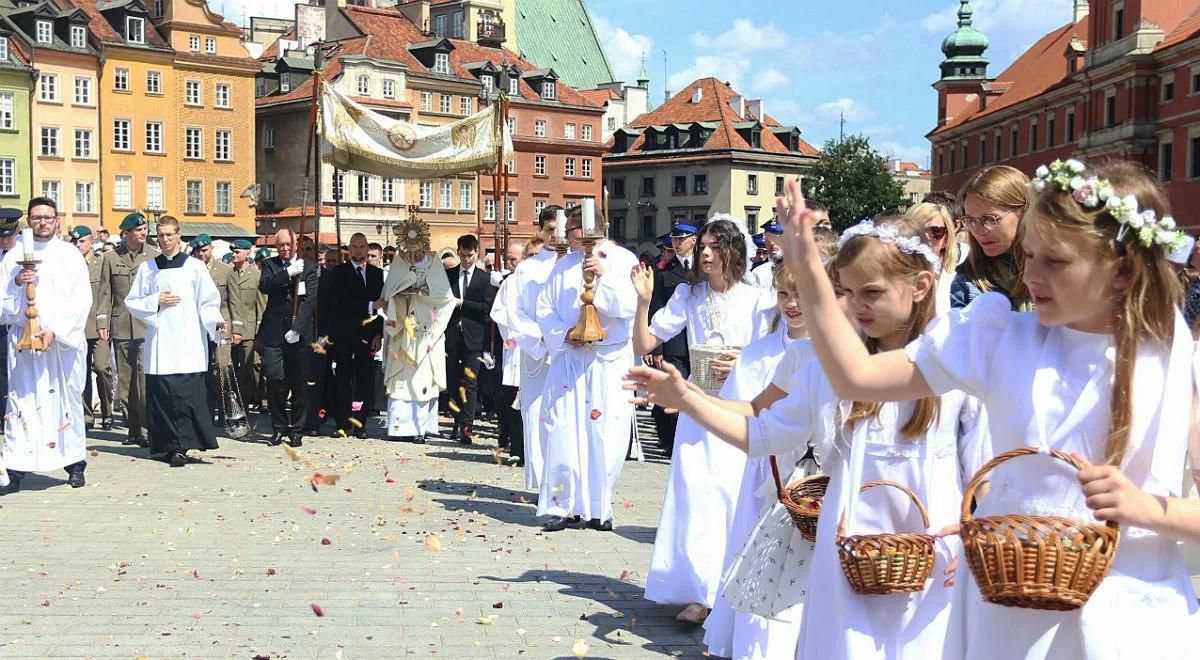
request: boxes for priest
[381,221,455,444]
[534,201,639,532]
[124,216,225,467]
[0,197,91,494]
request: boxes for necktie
[357,265,365,286]
[461,268,469,297]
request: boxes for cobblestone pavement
[0,411,705,659]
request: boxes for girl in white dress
[632,216,766,624]
[761,161,1199,660]
[629,217,985,659]
[904,203,958,315]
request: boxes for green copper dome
[941,0,989,56]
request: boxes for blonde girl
[904,202,958,314]
[951,165,1034,310]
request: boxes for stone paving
[0,412,705,659]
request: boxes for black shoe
[541,516,579,532]
[415,435,427,444]
[67,470,85,488]
[287,434,303,448]
[588,519,613,532]
[266,432,284,446]
[353,428,368,440]
[101,418,113,430]
[567,517,592,530]
[136,435,149,448]
[448,425,462,441]
[167,453,188,468]
[0,474,20,495]
[457,426,473,445]
[122,433,138,446]
[329,428,348,438]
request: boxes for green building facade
[0,37,31,209]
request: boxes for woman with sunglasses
[949,165,1035,311]
[904,202,959,314]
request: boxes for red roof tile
[578,88,619,106]
[67,0,172,48]
[1157,7,1200,51]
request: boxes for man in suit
[327,232,384,438]
[98,212,160,446]
[444,234,494,444]
[257,228,319,447]
[647,220,697,457]
[73,226,113,430]
[305,247,341,435]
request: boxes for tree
[801,135,909,232]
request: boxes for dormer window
[126,17,144,44]
[70,25,86,48]
[541,81,556,100]
[481,75,494,94]
[434,52,450,74]
[357,74,370,96]
[280,74,290,93]
[36,20,52,45]
[508,76,519,96]
[0,39,8,62]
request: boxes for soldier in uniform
[72,225,113,430]
[225,239,263,416]
[98,212,160,446]
[189,234,231,418]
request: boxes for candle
[581,199,595,236]
[555,210,567,241]
[20,228,32,258]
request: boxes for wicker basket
[960,447,1119,611]
[688,344,741,393]
[770,456,828,542]
[837,480,936,595]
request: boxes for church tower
[933,0,990,127]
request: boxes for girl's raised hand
[625,362,691,412]
[775,178,818,282]
[632,264,655,304]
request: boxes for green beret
[221,252,233,263]
[189,233,212,249]
[231,238,253,250]
[254,247,272,260]
[70,225,92,241]
[119,212,146,231]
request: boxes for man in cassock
[535,204,639,532]
[381,222,455,444]
[0,197,91,494]
[124,216,225,467]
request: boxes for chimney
[691,87,703,103]
[747,98,764,120]
[1073,0,1089,24]
[729,94,744,117]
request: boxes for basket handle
[959,446,1117,528]
[837,479,931,537]
[769,456,785,501]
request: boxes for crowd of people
[4,154,1200,658]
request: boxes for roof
[930,17,1087,136]
[513,0,613,89]
[578,88,619,106]
[256,205,335,220]
[147,221,257,239]
[618,77,818,156]
[1157,6,1200,51]
[66,0,171,48]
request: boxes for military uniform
[226,258,264,412]
[192,234,233,417]
[84,246,114,428]
[0,209,21,425]
[97,214,159,443]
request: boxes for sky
[221,0,1075,166]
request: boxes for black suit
[445,264,495,435]
[257,256,320,434]
[650,256,691,455]
[328,261,384,433]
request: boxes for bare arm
[627,364,751,452]
[631,264,663,355]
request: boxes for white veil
[705,212,757,284]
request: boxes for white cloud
[873,141,932,166]
[593,15,654,85]
[817,98,877,123]
[751,68,789,94]
[667,54,753,95]
[689,18,789,52]
[921,0,1071,45]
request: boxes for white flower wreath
[836,220,942,272]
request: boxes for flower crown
[1030,159,1187,253]
[836,220,942,272]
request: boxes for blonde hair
[1027,160,1182,466]
[833,216,941,439]
[768,227,837,332]
[904,202,958,274]
[957,165,1032,306]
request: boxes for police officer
[72,225,114,430]
[0,208,21,423]
[98,212,160,446]
[225,239,264,416]
[646,220,697,457]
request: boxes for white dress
[906,292,1199,660]
[748,358,985,660]
[703,331,815,659]
[646,280,766,607]
[506,249,557,489]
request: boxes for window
[506,117,516,135]
[534,155,546,176]
[962,143,969,167]
[205,37,216,54]
[460,96,471,115]
[481,75,494,94]
[1104,93,1117,128]
[439,181,452,209]
[419,91,432,111]
[1067,109,1076,142]
[216,182,231,214]
[40,127,59,157]
[565,123,576,140]
[146,71,161,94]
[0,38,8,62]
[673,175,686,194]
[74,129,92,158]
[114,68,128,92]
[582,125,592,141]
[582,158,592,179]
[186,127,203,159]
[0,93,13,129]
[152,0,164,17]
[261,182,275,204]
[950,148,957,172]
[607,116,616,130]
[263,126,275,149]
[1113,5,1124,41]
[541,81,556,100]
[71,25,86,49]
[74,77,91,105]
[186,80,201,105]
[1047,115,1057,148]
[41,180,59,204]
[747,174,758,195]
[484,198,496,221]
[695,174,709,194]
[452,12,464,38]
[332,172,344,200]
[505,199,514,223]
[641,176,655,196]
[746,210,759,226]
[459,182,472,209]
[439,94,451,114]
[357,175,370,202]
[214,129,231,161]
[185,180,203,213]
[146,176,163,211]
[357,74,370,96]
[565,157,576,177]
[641,214,654,238]
[420,181,432,208]
[75,181,94,213]
[382,79,395,99]
[1163,78,1175,103]
[113,119,130,151]
[189,35,200,52]
[1192,69,1200,94]
[145,121,162,153]
[215,83,230,108]
[508,76,519,96]
[612,177,625,198]
[36,20,52,44]
[39,74,57,102]
[279,75,290,93]
[1030,119,1038,151]
[774,176,784,196]
[381,178,395,204]
[1010,125,1019,157]
[127,17,145,44]
[534,120,546,137]
[114,175,132,209]
[0,158,12,194]
[1190,134,1200,179]
[994,133,1002,162]
[1160,139,1174,182]
[535,200,546,217]
[434,52,450,74]
[434,14,446,37]
[504,157,515,174]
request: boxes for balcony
[478,20,506,47]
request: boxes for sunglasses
[925,225,948,240]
